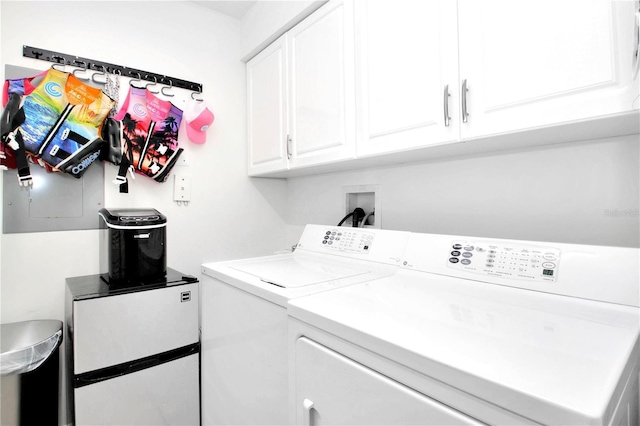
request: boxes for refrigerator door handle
[74,343,199,388]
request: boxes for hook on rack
[30,49,43,60]
[50,55,66,71]
[161,79,175,97]
[128,72,143,88]
[91,65,107,85]
[72,60,91,81]
[144,75,160,94]
[190,83,204,102]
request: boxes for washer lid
[230,256,371,288]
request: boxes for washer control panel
[320,228,374,254]
[447,240,560,282]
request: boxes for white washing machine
[288,232,640,425]
[200,224,410,425]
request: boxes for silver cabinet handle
[633,9,640,79]
[443,84,451,127]
[286,134,292,160]
[302,398,314,426]
[461,79,469,123]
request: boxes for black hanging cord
[337,212,354,226]
[337,208,366,227]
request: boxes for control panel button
[542,262,556,269]
[452,244,463,250]
[461,259,471,265]
[451,250,461,256]
[462,252,473,258]
[464,246,474,251]
[449,257,460,264]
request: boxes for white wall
[285,134,640,248]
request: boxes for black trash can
[1,320,63,425]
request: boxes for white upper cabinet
[247,0,355,176]
[457,0,640,139]
[247,0,639,177]
[288,0,356,169]
[355,0,459,157]
[247,36,288,175]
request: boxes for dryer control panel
[447,241,560,283]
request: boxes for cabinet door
[247,36,289,175]
[355,0,459,157]
[288,0,356,168]
[294,337,483,425]
[458,0,640,139]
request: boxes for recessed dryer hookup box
[342,184,380,228]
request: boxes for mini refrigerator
[65,268,200,425]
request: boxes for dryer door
[294,337,484,425]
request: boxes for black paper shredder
[99,208,167,285]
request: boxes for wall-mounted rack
[22,45,203,93]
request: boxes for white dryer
[288,232,640,425]
[200,224,409,425]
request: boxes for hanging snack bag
[113,86,183,186]
[5,68,114,180]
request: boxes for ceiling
[192,1,258,19]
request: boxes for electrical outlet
[173,175,192,202]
